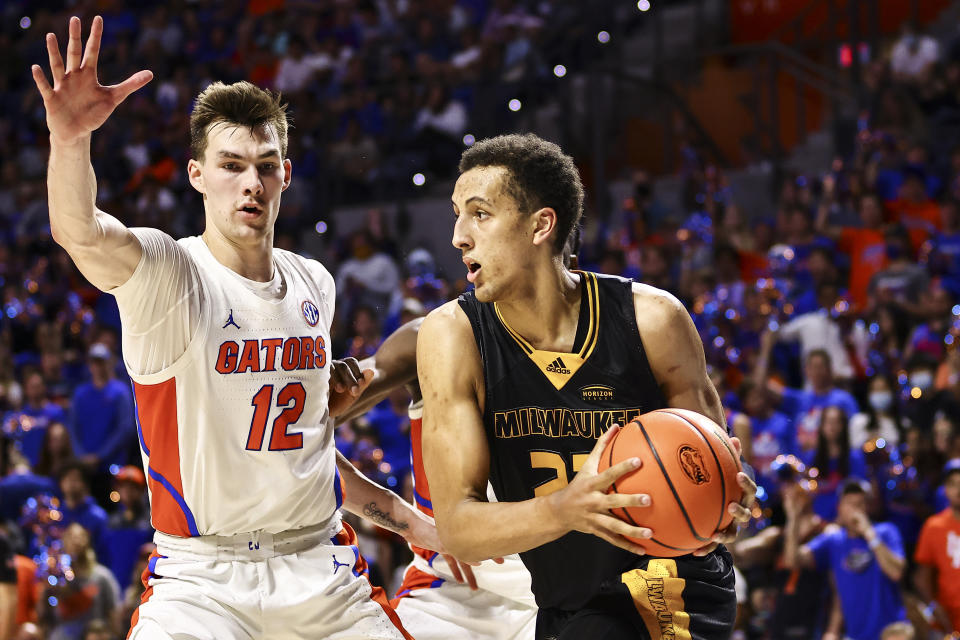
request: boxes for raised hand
[548,424,653,555]
[31,16,153,146]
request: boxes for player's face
[451,166,536,302]
[189,123,292,245]
[945,472,960,508]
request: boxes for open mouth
[238,204,264,217]
[464,258,482,283]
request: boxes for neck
[812,382,831,394]
[951,506,960,520]
[202,229,275,282]
[493,261,581,352]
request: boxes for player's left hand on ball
[693,436,757,557]
[328,358,374,417]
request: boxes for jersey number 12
[246,382,305,451]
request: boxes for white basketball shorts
[128,519,411,640]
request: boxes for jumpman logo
[332,555,351,574]
[223,309,240,330]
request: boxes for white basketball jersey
[127,236,340,537]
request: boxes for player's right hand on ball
[31,16,153,146]
[547,424,652,555]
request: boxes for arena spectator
[731,380,793,485]
[913,459,960,634]
[5,370,68,467]
[819,192,888,310]
[0,526,16,640]
[807,406,869,520]
[775,282,856,381]
[57,461,109,564]
[104,466,152,592]
[732,470,830,640]
[755,339,859,455]
[784,478,907,640]
[0,446,58,523]
[42,523,121,640]
[868,228,930,312]
[929,198,960,297]
[68,344,135,474]
[35,421,75,479]
[335,230,402,318]
[849,374,908,449]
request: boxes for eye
[260,163,277,172]
[223,163,240,171]
[476,209,489,220]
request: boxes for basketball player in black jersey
[417,133,756,639]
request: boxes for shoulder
[874,521,901,537]
[421,299,473,338]
[418,301,482,387]
[630,282,690,330]
[135,228,195,259]
[921,510,950,530]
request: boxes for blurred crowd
[574,19,960,640]
[3,0,960,639]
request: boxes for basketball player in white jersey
[341,319,538,640]
[32,16,443,639]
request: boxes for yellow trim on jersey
[493,271,600,390]
[621,559,692,640]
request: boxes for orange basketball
[597,408,743,557]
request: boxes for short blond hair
[189,81,289,160]
[880,622,914,640]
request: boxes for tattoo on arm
[362,501,409,531]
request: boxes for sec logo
[301,300,320,327]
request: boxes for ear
[281,158,292,191]
[187,158,205,195]
[531,207,557,247]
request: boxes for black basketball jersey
[458,271,668,610]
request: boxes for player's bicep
[418,306,489,524]
[633,285,724,425]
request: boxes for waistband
[154,513,343,562]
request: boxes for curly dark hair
[459,133,584,253]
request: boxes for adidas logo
[545,357,571,375]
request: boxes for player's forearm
[335,451,417,536]
[439,495,567,563]
[47,134,101,249]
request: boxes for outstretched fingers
[109,70,154,104]
[46,33,65,85]
[31,65,53,101]
[81,15,103,71]
[65,16,82,73]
